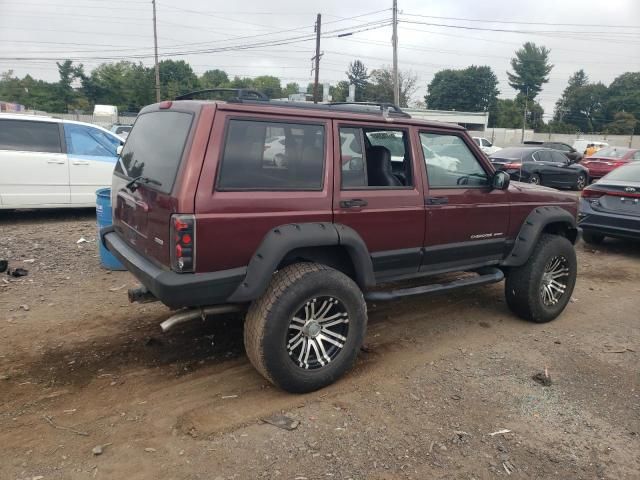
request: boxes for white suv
[0,114,123,209]
[472,136,501,155]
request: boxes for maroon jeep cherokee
[102,90,579,393]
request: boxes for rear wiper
[126,176,161,192]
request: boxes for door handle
[47,159,65,164]
[340,199,368,209]
[426,196,449,205]
[72,161,90,165]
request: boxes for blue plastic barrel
[96,188,125,270]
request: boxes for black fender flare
[501,206,578,267]
[228,222,374,303]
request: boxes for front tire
[505,234,577,323]
[244,263,367,393]
[529,173,542,185]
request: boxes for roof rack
[327,102,411,118]
[175,88,269,101]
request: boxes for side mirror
[493,171,510,190]
[116,144,123,156]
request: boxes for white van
[0,114,123,209]
[572,140,608,154]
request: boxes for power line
[399,19,640,39]
[400,12,640,29]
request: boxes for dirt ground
[1,209,638,480]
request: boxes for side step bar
[364,267,504,302]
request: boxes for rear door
[0,118,69,206]
[419,130,510,272]
[333,121,425,280]
[194,111,332,273]
[64,123,121,205]
[113,107,202,267]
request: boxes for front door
[64,123,120,205]
[418,130,510,272]
[333,121,425,280]
[0,118,69,206]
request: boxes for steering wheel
[456,176,469,186]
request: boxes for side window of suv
[217,119,324,191]
[420,133,489,188]
[0,119,61,153]
[339,127,412,189]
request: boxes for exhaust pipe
[128,286,158,304]
[160,305,242,332]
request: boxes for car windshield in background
[602,163,640,182]
[595,147,630,158]
[114,111,192,194]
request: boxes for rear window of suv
[114,111,193,194]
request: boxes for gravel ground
[0,209,638,480]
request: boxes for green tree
[56,60,86,112]
[80,61,153,112]
[199,69,229,89]
[507,42,553,101]
[365,67,417,107]
[330,80,350,102]
[425,65,499,114]
[604,111,637,134]
[493,99,522,128]
[346,60,369,101]
[564,83,608,132]
[554,69,589,123]
[251,75,282,99]
[606,72,640,133]
[282,82,301,97]
[158,60,198,99]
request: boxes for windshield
[594,147,630,158]
[114,111,193,194]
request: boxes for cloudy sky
[1,0,639,115]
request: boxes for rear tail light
[504,162,522,169]
[171,214,196,273]
[612,161,627,167]
[581,188,604,199]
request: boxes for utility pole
[152,0,161,103]
[392,0,399,106]
[312,14,322,104]
[521,86,529,143]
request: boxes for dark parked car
[580,146,640,181]
[101,90,579,393]
[579,162,640,244]
[524,140,583,163]
[490,147,588,190]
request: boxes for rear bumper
[578,199,640,240]
[100,226,246,308]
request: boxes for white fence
[471,128,638,148]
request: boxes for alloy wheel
[287,296,349,370]
[540,256,570,306]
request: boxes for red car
[580,146,640,180]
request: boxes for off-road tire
[244,262,367,393]
[505,234,577,323]
[582,230,605,245]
